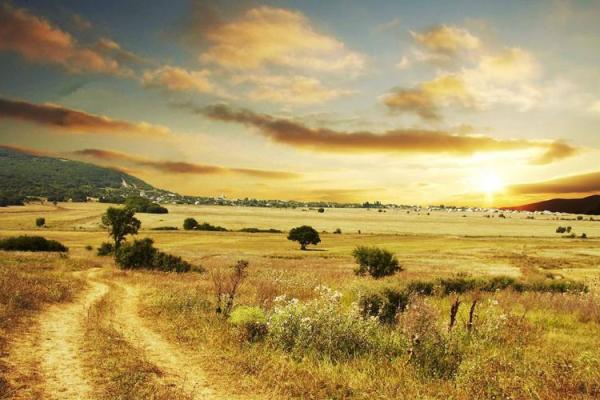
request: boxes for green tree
[287,225,321,250]
[101,207,141,251]
[352,246,402,278]
[183,217,199,230]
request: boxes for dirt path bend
[112,282,228,400]
[38,269,109,400]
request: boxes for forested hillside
[0,147,153,203]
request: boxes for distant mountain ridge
[0,146,156,200]
[504,195,600,215]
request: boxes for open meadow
[1,202,599,399]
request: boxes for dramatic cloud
[142,66,215,94]
[198,104,576,163]
[72,148,299,180]
[0,97,172,138]
[384,75,474,120]
[199,6,365,73]
[411,25,480,63]
[530,141,579,165]
[389,34,541,120]
[509,172,600,195]
[0,3,127,74]
[237,74,353,105]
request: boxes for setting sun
[479,173,505,196]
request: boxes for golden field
[1,201,599,399]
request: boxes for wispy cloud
[197,104,576,163]
[142,66,216,94]
[72,148,299,179]
[236,74,354,105]
[0,97,173,138]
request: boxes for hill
[504,195,600,215]
[0,146,155,203]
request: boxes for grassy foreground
[0,202,599,399]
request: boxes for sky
[0,0,599,206]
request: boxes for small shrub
[115,238,157,269]
[353,246,402,278]
[333,228,342,234]
[556,226,567,233]
[196,222,227,231]
[229,306,268,342]
[151,226,178,231]
[317,208,325,213]
[152,252,192,273]
[439,276,481,295]
[115,238,193,272]
[406,280,436,296]
[268,286,405,361]
[183,218,198,230]
[239,227,282,233]
[97,242,114,256]
[358,287,410,324]
[212,260,249,316]
[480,275,517,292]
[124,196,168,214]
[35,217,45,227]
[85,245,93,251]
[0,236,68,252]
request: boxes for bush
[114,238,193,272]
[35,217,45,227]
[229,306,268,342]
[353,246,402,278]
[196,222,227,231]
[287,225,321,250]
[183,218,198,230]
[358,287,410,324]
[439,276,481,295]
[150,226,178,231]
[115,238,157,269]
[152,252,192,273]
[268,286,405,361]
[85,245,93,251]
[406,280,436,296]
[556,226,567,233]
[0,236,68,252]
[239,227,282,233]
[124,196,168,214]
[333,228,342,234]
[317,208,325,213]
[97,242,114,256]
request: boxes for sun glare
[471,171,505,203]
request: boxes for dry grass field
[1,202,599,399]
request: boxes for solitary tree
[352,246,402,278]
[35,217,45,227]
[287,225,321,250]
[183,217,199,230]
[101,207,141,251]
